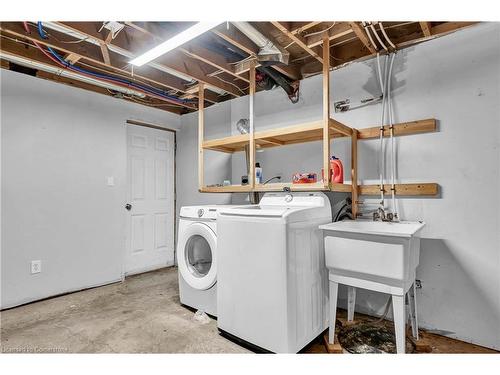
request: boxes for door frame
[125,119,177,277]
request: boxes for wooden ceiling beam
[123,22,250,86]
[1,58,10,69]
[34,70,184,114]
[99,43,111,65]
[270,21,323,63]
[349,22,377,54]
[181,43,250,83]
[0,40,186,115]
[290,22,323,35]
[178,84,223,103]
[301,22,480,78]
[0,22,191,97]
[64,53,81,64]
[55,22,245,97]
[0,34,195,111]
[306,23,354,48]
[419,22,432,37]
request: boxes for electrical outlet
[415,279,422,289]
[31,260,41,274]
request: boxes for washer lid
[178,222,217,290]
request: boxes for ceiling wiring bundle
[22,22,195,109]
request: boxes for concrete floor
[0,267,248,353]
[1,267,496,354]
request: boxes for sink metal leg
[329,280,339,344]
[347,286,356,321]
[392,294,406,354]
[407,282,419,340]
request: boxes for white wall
[176,101,233,215]
[1,69,180,309]
[177,23,500,349]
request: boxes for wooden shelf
[198,39,439,212]
[199,184,253,193]
[199,182,437,195]
[202,133,250,153]
[254,182,327,192]
[358,183,439,196]
[200,182,353,193]
[202,118,436,154]
[202,118,354,153]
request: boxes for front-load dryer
[177,205,233,317]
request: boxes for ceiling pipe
[231,22,289,66]
[1,51,147,98]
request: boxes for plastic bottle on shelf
[330,156,344,184]
[255,163,263,184]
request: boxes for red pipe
[21,22,194,109]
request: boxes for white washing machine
[177,205,234,317]
[217,192,332,353]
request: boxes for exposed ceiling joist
[123,22,250,84]
[212,24,301,81]
[306,23,354,48]
[0,41,186,114]
[419,22,432,37]
[55,22,245,97]
[349,22,377,54]
[290,22,323,35]
[270,21,323,63]
[0,22,192,105]
[99,42,111,65]
[181,44,250,83]
[0,21,480,115]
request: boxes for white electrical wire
[363,22,378,51]
[303,22,336,38]
[387,53,398,219]
[376,53,388,207]
[370,22,388,51]
[379,22,397,50]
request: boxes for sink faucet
[373,206,395,222]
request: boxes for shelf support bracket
[249,60,256,189]
[322,33,330,189]
[198,83,205,190]
[351,129,359,218]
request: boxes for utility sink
[319,220,425,288]
[320,220,426,353]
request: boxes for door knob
[125,203,132,211]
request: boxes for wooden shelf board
[199,184,252,193]
[330,183,353,192]
[358,119,436,140]
[358,183,439,196]
[201,118,435,154]
[202,119,351,154]
[202,133,250,153]
[199,182,436,196]
[254,182,328,192]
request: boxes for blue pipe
[38,23,192,105]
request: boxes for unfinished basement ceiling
[0,21,477,114]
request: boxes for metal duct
[231,22,289,66]
[203,37,296,97]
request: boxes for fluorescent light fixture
[130,22,222,67]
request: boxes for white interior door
[125,124,175,275]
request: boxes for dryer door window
[178,222,217,290]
